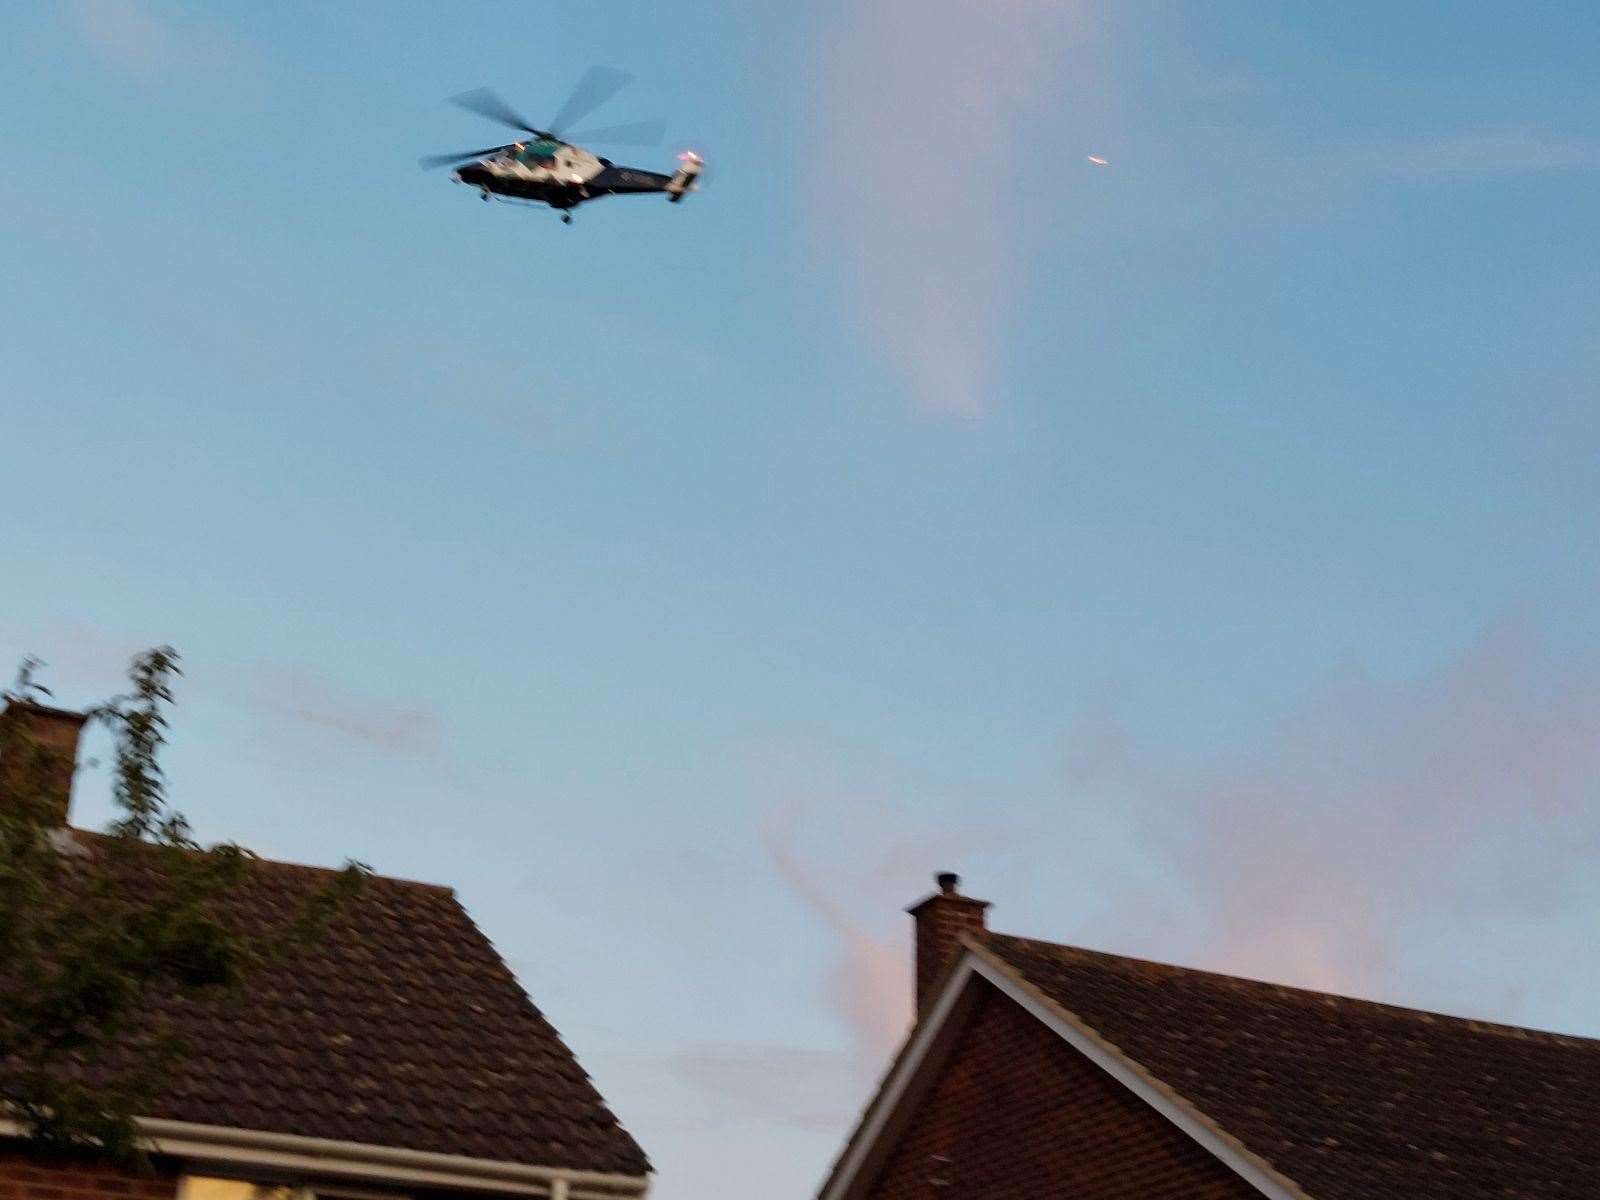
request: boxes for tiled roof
[981,932,1600,1200]
[70,832,649,1179]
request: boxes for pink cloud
[808,1,1088,416]
[759,610,1600,1051]
[1091,613,1600,1013]
[761,792,1023,1074]
[762,800,909,1069]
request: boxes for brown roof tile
[70,832,648,1178]
[981,932,1600,1199]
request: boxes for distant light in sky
[1087,155,1109,166]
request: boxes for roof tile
[69,833,648,1179]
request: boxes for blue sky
[3,2,1599,1196]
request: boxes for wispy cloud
[70,0,169,72]
[809,1,1087,416]
[1082,612,1600,1017]
[757,611,1600,1044]
[423,352,620,453]
[245,666,445,761]
[0,621,155,701]
[761,793,1021,1073]
[762,800,909,1070]
[67,0,234,78]
[645,1044,859,1133]
[1125,123,1600,239]
[1312,127,1600,181]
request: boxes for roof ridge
[981,930,1600,1050]
[68,827,456,894]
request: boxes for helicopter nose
[455,164,483,185]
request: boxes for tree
[0,648,368,1163]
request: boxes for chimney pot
[0,700,88,828]
[907,872,990,1017]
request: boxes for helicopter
[420,67,704,224]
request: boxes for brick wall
[909,891,989,1017]
[863,983,1262,1200]
[0,1151,177,1200]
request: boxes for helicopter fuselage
[453,138,693,212]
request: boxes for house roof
[68,831,650,1182]
[977,932,1600,1200]
[820,927,1600,1200]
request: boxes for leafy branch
[0,649,369,1163]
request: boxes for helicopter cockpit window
[518,141,560,168]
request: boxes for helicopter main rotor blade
[448,88,544,136]
[564,119,666,148]
[418,144,513,170]
[546,66,634,139]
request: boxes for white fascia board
[140,1120,649,1200]
[820,946,1316,1200]
[817,956,982,1200]
[0,1117,648,1200]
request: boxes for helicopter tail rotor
[666,149,705,202]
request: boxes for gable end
[820,950,1313,1200]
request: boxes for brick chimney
[0,700,88,827]
[907,872,990,1016]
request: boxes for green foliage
[0,649,369,1164]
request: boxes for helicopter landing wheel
[480,189,490,202]
[561,213,573,225]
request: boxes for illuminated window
[180,1180,301,1200]
[179,1178,402,1200]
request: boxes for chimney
[907,871,990,1016]
[0,700,88,827]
